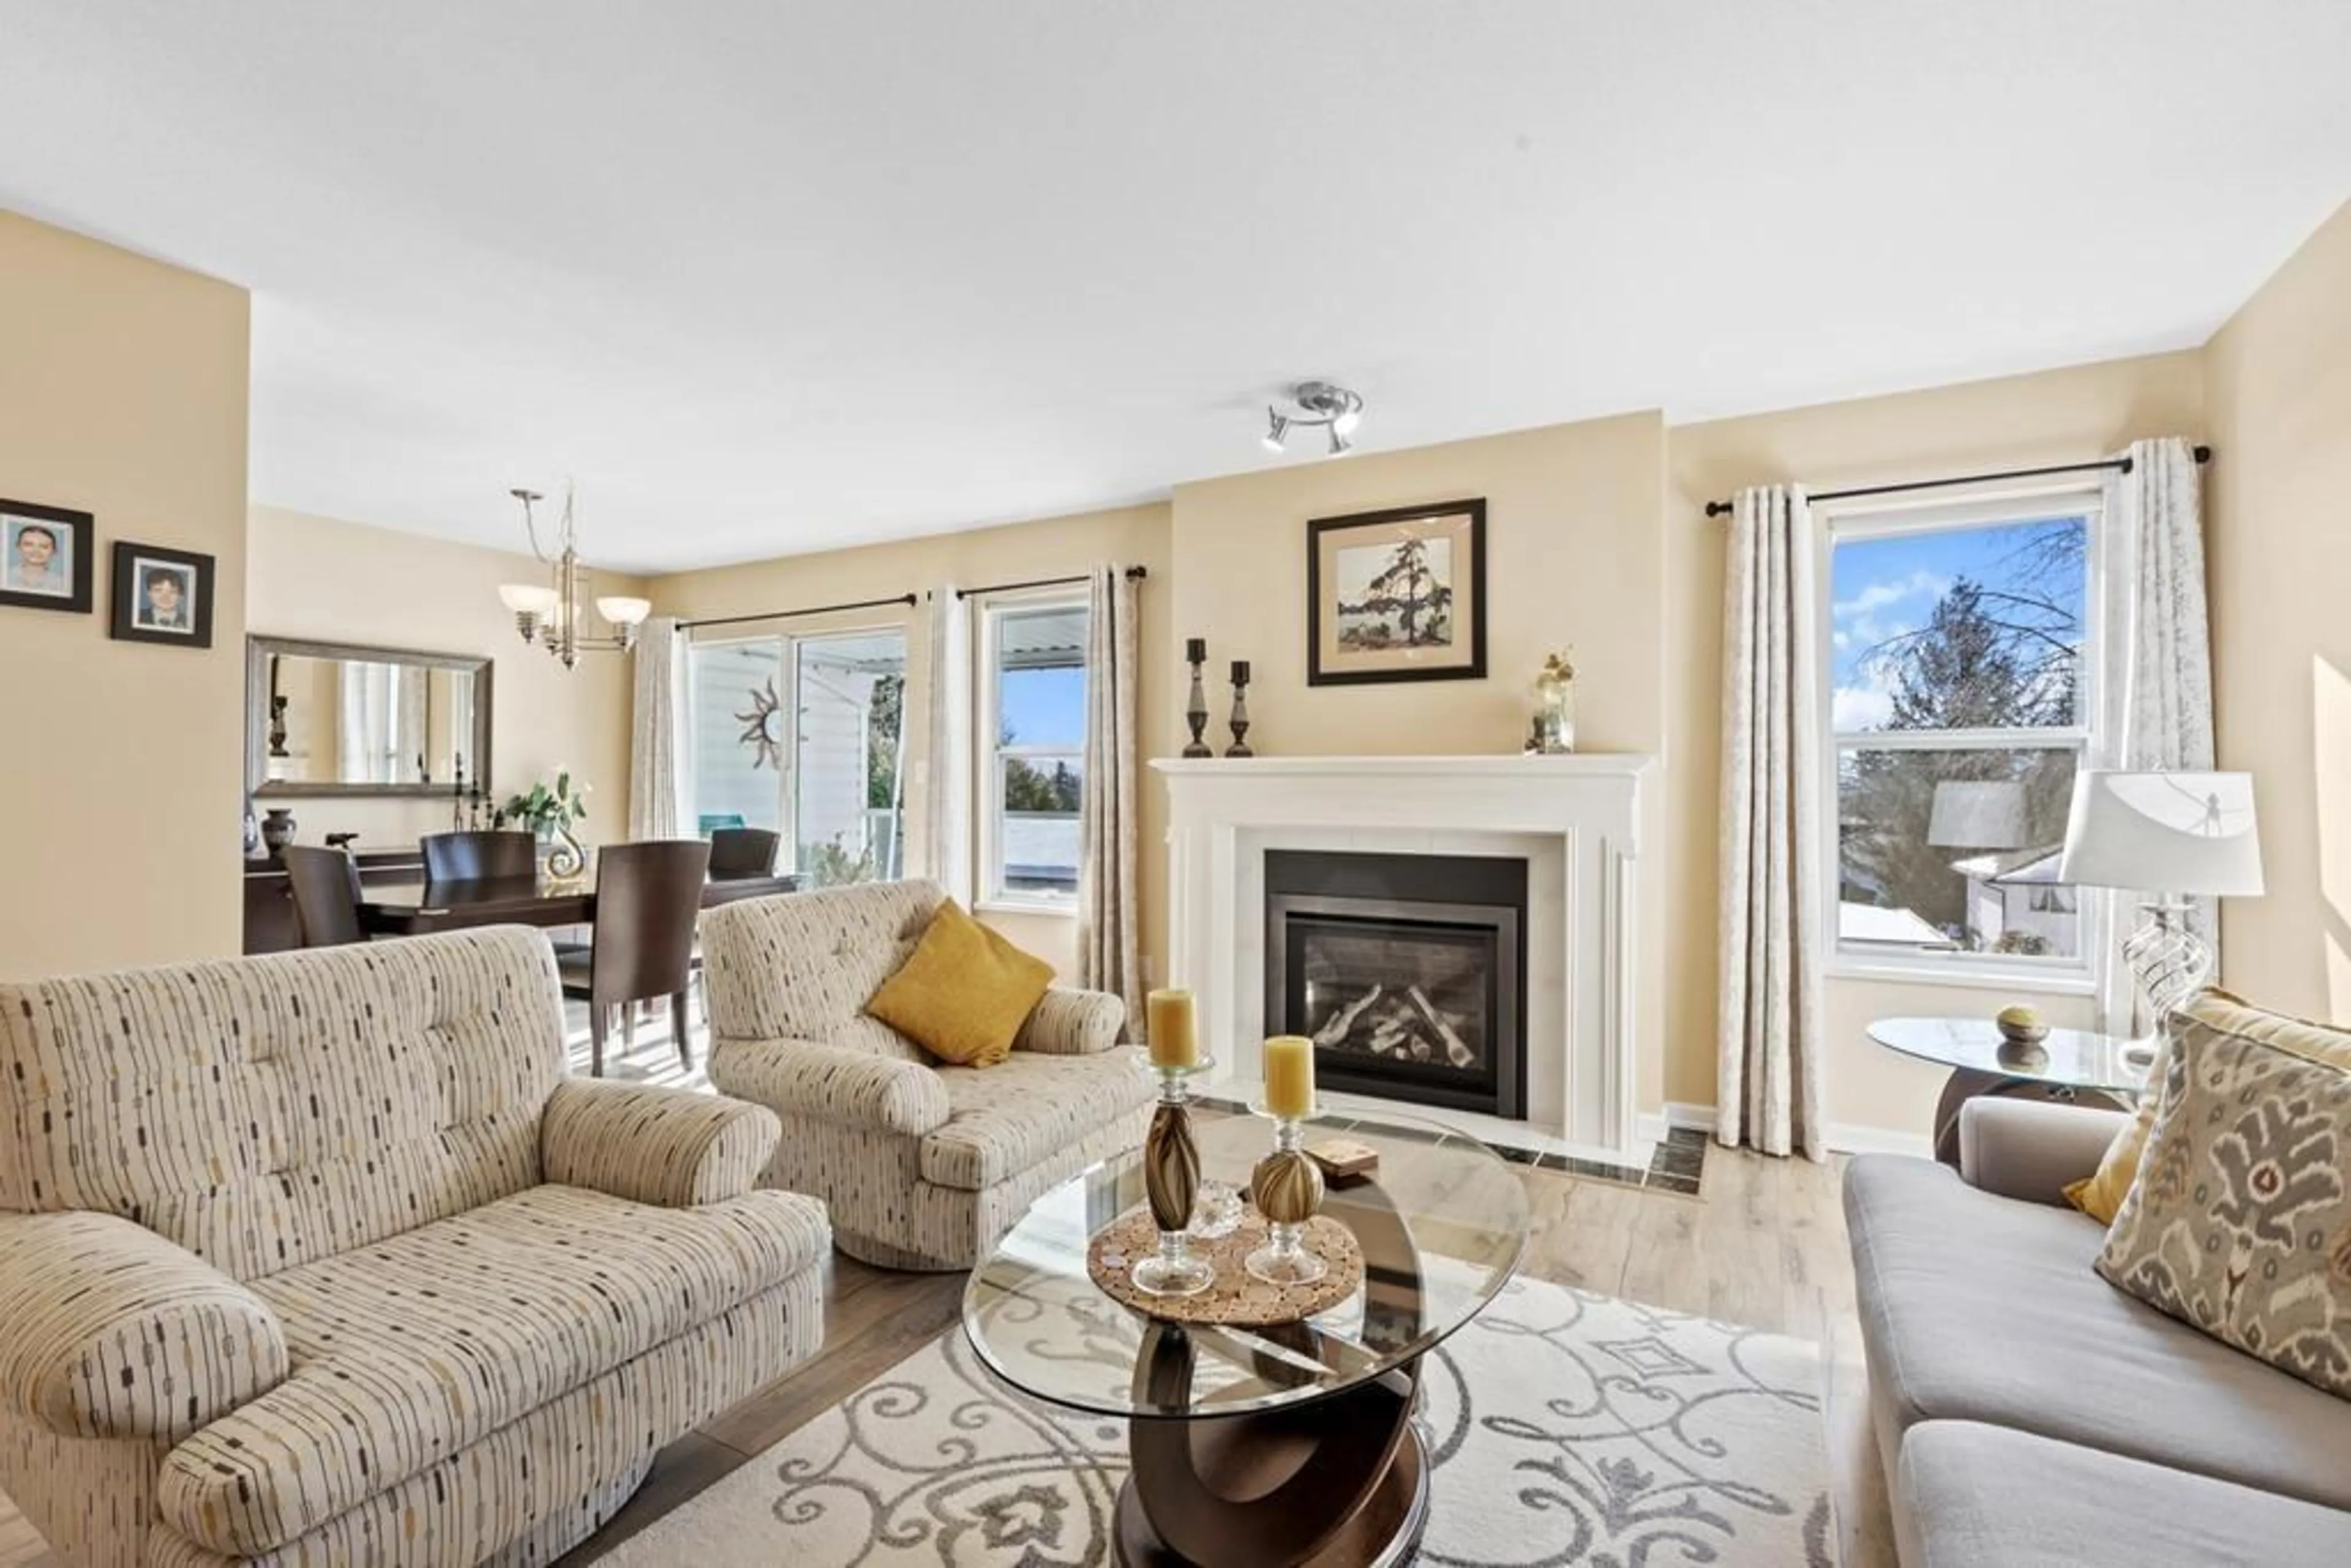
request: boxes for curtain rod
[680,591,919,632]
[953,565,1149,600]
[1703,445,2213,517]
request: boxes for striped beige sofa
[0,927,830,1567]
[702,880,1152,1270]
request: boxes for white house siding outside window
[686,627,908,883]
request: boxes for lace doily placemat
[1086,1206,1363,1325]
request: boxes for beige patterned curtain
[628,617,684,840]
[1078,565,1142,1032]
[922,585,975,905]
[1717,486,1827,1161]
[2091,438,2215,1034]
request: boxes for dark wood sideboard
[242,848,427,954]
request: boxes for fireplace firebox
[1264,849,1527,1119]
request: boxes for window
[688,628,907,885]
[1825,494,2099,972]
[981,596,1089,906]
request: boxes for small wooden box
[1305,1138,1379,1182]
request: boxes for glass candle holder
[1246,1115,1328,1287]
[1133,1060,1216,1298]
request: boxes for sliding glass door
[687,627,907,884]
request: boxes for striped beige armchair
[0,927,829,1567]
[702,880,1153,1270]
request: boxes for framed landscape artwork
[1306,498,1487,686]
[109,541,217,648]
[0,498,94,615]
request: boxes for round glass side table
[1867,1015,2150,1166]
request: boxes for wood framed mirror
[247,636,493,798]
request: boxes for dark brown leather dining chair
[281,845,367,947]
[558,839,711,1076]
[421,830,536,882]
[707,826,781,879]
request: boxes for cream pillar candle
[1146,989,1199,1070]
[1262,1034,1316,1119]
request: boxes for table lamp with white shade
[2056,770,2263,1054]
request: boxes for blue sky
[1829,514,2085,730]
[1001,666,1086,749]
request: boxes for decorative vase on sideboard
[260,808,298,855]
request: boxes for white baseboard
[1632,1102,1714,1149]
[1821,1121,1934,1159]
[1637,1101,1932,1161]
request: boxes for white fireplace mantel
[1152,753,1655,1159]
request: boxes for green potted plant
[500,770,590,876]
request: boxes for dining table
[358,869,800,937]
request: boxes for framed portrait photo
[110,542,216,648]
[0,500,95,614]
[1307,498,1487,686]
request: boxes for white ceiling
[3,2,2346,572]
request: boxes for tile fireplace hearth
[1154,753,1654,1161]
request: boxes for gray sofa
[1845,1097,2351,1566]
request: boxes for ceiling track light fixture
[1261,380,1364,457]
[496,484,651,670]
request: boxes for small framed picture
[110,542,216,648]
[1307,498,1487,686]
[0,500,95,614]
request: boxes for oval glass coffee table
[963,1108,1528,1567]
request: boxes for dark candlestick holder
[1226,660,1254,757]
[1182,638,1212,757]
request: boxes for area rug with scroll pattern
[606,1274,1837,1567]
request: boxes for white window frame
[1818,485,2105,994]
[975,588,1090,915]
[686,622,907,878]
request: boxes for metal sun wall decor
[737,677,786,770]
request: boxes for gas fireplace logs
[1310,983,1478,1069]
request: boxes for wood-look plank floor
[0,1011,1893,1567]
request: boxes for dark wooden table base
[1115,1340,1430,1567]
[1931,1067,2134,1166]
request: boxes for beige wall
[1667,352,2208,1130]
[1168,412,1673,1103]
[246,505,641,849]
[0,213,250,978]
[651,505,1174,978]
[2205,198,2351,1022]
[1169,413,1669,759]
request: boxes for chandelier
[1261,380,1365,456]
[495,485,650,669]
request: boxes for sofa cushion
[1845,1153,2351,1512]
[2096,993,2351,1398]
[1897,1420,2351,1568]
[920,1046,1153,1191]
[702,879,947,1061]
[154,1182,830,1555]
[0,927,566,1281]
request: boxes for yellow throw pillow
[866,899,1054,1067]
[2066,988,2351,1223]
